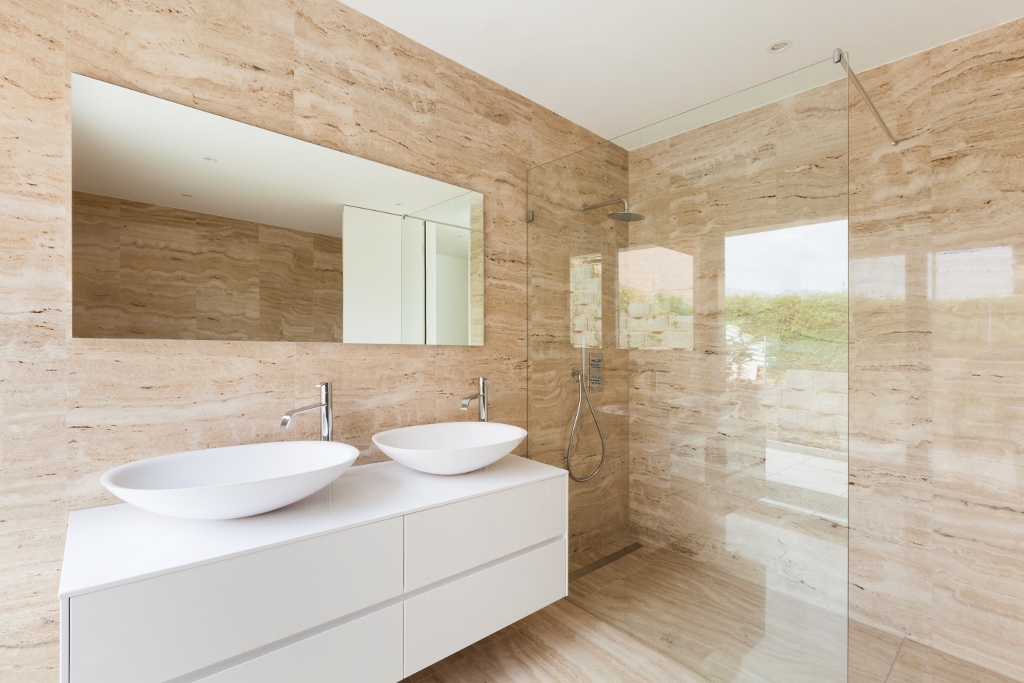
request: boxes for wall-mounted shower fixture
[834,48,899,147]
[581,197,645,222]
[566,342,606,482]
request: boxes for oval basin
[101,441,359,520]
[372,422,527,475]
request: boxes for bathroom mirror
[71,74,483,345]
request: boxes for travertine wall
[527,141,632,562]
[625,80,849,607]
[0,1,603,679]
[469,199,484,346]
[620,16,1024,681]
[848,17,1024,680]
[72,192,345,342]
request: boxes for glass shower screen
[527,56,850,682]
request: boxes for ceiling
[72,75,480,238]
[342,0,1024,141]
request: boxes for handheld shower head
[581,197,644,222]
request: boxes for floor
[402,599,706,683]
[399,436,1012,683]
[403,538,1021,683]
[762,442,848,525]
[568,534,849,683]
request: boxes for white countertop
[60,455,565,599]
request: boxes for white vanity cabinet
[60,455,567,683]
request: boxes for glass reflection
[931,246,1015,299]
[570,253,602,348]
[618,246,694,349]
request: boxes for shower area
[527,55,854,682]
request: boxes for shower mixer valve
[588,353,604,392]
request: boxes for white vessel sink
[101,441,359,520]
[372,422,527,475]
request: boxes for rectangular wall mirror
[71,74,484,345]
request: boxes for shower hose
[565,364,606,482]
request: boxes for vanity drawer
[404,537,567,676]
[197,604,403,683]
[404,475,566,591]
[69,517,403,683]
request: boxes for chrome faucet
[281,382,333,441]
[460,377,488,422]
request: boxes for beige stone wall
[618,16,1024,681]
[625,79,849,598]
[0,0,604,678]
[468,198,484,346]
[72,191,345,342]
[848,17,1024,680]
[527,141,631,563]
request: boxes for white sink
[372,422,527,475]
[101,441,359,520]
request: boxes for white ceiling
[342,0,1024,141]
[72,75,480,237]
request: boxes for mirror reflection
[71,74,483,345]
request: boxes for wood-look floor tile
[571,554,767,670]
[887,639,1021,683]
[568,543,661,601]
[405,600,709,683]
[697,592,847,683]
[848,619,904,683]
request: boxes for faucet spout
[280,404,323,428]
[281,382,333,441]
[458,377,488,422]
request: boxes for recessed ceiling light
[203,157,219,162]
[768,40,792,54]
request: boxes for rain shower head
[581,197,645,222]
[607,211,645,222]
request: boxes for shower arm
[834,48,899,147]
[581,197,629,213]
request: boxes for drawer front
[404,537,567,676]
[70,517,403,683]
[198,604,403,683]
[404,475,566,591]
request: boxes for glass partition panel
[528,56,849,683]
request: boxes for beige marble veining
[572,550,770,671]
[3,0,1024,679]
[527,140,632,563]
[404,599,710,683]
[0,1,609,679]
[846,17,1024,681]
[71,193,344,342]
[886,639,1022,683]
[849,619,903,683]
[624,79,851,615]
[0,1,70,678]
[848,47,936,647]
[65,0,298,138]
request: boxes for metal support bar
[834,48,899,147]
[581,197,628,213]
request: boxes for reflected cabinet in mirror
[71,75,484,346]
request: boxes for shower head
[607,211,645,222]
[581,197,645,222]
